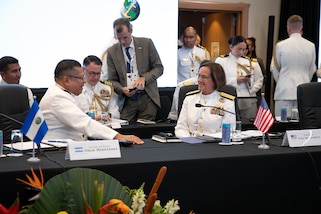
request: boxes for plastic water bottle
[222,123,231,143]
[87,110,95,119]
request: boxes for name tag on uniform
[65,140,121,161]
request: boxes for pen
[47,140,68,143]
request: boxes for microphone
[0,112,23,125]
[195,103,251,120]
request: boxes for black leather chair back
[177,84,240,120]
[218,85,240,121]
[297,82,321,129]
[178,84,198,117]
[0,84,30,143]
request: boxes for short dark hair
[199,61,226,90]
[113,17,132,34]
[83,55,102,67]
[54,59,81,79]
[229,35,246,46]
[0,56,19,72]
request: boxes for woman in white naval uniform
[175,61,236,137]
[215,35,263,119]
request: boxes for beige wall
[180,0,282,69]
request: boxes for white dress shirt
[40,83,118,141]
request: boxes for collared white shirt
[123,38,139,88]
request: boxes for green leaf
[28,168,132,214]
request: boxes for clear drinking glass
[7,129,23,157]
[232,121,242,142]
[101,112,108,124]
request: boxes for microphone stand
[0,112,23,125]
[195,103,251,121]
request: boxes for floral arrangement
[0,167,181,214]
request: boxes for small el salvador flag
[21,99,48,145]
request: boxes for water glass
[232,121,242,142]
[291,108,299,121]
[7,129,23,157]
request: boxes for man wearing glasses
[75,55,120,121]
[39,59,143,144]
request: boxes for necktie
[125,47,131,73]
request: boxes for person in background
[270,15,316,117]
[177,26,210,84]
[0,56,34,107]
[167,60,213,121]
[74,55,120,121]
[101,36,118,81]
[243,43,264,111]
[246,37,266,85]
[39,59,143,144]
[215,35,263,120]
[195,34,211,60]
[107,17,163,123]
[175,61,236,137]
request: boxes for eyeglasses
[87,71,101,77]
[198,74,211,80]
[67,75,85,80]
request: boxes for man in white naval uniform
[271,15,316,117]
[75,55,120,121]
[39,59,143,144]
[167,76,198,121]
[177,26,209,84]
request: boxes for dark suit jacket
[107,37,163,107]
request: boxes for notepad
[152,132,182,143]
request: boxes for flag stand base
[258,134,269,149]
[27,157,40,163]
[258,144,270,149]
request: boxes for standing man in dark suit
[107,17,163,123]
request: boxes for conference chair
[156,95,172,122]
[0,84,30,143]
[297,82,321,129]
[177,84,240,120]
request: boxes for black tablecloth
[1,138,321,213]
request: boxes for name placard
[282,129,321,147]
[65,140,121,161]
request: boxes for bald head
[183,26,197,48]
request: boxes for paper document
[205,130,263,139]
[4,141,53,151]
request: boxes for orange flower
[99,199,130,214]
[16,167,44,190]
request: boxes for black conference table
[1,136,321,213]
[117,120,300,139]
